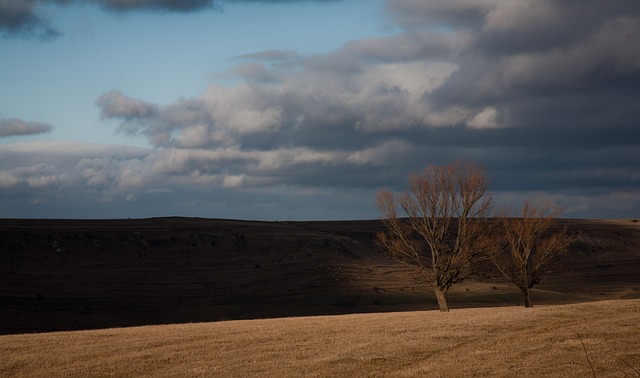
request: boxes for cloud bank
[2,0,639,219]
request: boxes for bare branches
[377,162,569,311]
[376,161,492,312]
[490,202,571,307]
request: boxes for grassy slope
[2,299,639,377]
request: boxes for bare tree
[376,161,492,312]
[490,202,571,308]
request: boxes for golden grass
[2,299,639,377]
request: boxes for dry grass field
[1,299,639,377]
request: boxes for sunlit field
[2,299,639,377]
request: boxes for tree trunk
[434,286,450,312]
[521,287,533,308]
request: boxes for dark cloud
[98,0,215,12]
[3,0,640,219]
[0,0,344,39]
[0,0,215,38]
[0,0,59,39]
[89,0,639,218]
[96,0,342,12]
[475,1,640,54]
[385,0,493,31]
[0,118,54,137]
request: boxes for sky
[1,0,639,220]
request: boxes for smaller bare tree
[490,202,571,308]
[376,161,492,312]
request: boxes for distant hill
[1,217,639,334]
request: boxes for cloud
[466,107,499,129]
[89,0,640,218]
[98,0,342,12]
[0,140,149,191]
[96,90,159,121]
[0,118,54,137]
[0,140,382,219]
[97,0,215,12]
[0,0,345,39]
[0,0,60,39]
[3,0,640,219]
[235,49,300,62]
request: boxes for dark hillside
[1,217,639,334]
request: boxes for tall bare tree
[490,202,571,308]
[376,161,492,312]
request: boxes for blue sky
[1,0,639,220]
[1,0,389,146]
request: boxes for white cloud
[202,84,284,134]
[0,172,19,188]
[467,107,499,129]
[347,140,413,165]
[222,175,245,188]
[0,140,149,157]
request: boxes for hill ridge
[1,217,639,334]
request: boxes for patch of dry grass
[1,299,639,377]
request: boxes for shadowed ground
[1,217,639,334]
